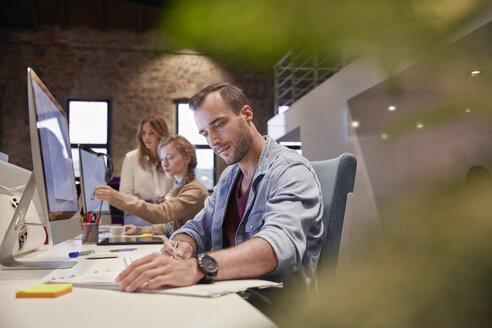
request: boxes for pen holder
[82,222,99,244]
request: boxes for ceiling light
[351,121,360,128]
[471,70,481,76]
[465,108,471,113]
[388,105,396,111]
[381,133,388,139]
[416,122,424,129]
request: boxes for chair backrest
[311,153,357,269]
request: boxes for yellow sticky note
[16,283,72,298]
[135,233,153,238]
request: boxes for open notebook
[46,256,282,297]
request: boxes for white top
[119,149,174,201]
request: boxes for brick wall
[0,26,274,176]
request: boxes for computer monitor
[0,67,81,269]
[0,161,46,256]
[78,145,111,217]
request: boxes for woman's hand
[124,224,139,235]
[161,239,193,260]
[93,185,115,203]
[152,194,167,204]
[125,225,152,235]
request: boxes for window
[176,100,215,191]
[67,100,110,177]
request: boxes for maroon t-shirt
[223,172,253,247]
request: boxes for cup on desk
[109,225,125,239]
[82,222,99,244]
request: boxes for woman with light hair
[95,135,208,236]
[119,114,174,226]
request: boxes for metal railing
[273,48,347,114]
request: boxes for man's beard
[218,121,252,165]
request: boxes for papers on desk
[46,270,282,297]
[47,269,122,290]
[146,279,283,298]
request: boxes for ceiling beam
[137,5,143,33]
[57,0,67,29]
[1,0,10,28]
[26,0,38,29]
[96,0,106,31]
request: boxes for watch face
[199,254,218,276]
[202,256,217,271]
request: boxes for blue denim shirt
[171,136,323,287]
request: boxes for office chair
[311,153,357,271]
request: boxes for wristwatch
[196,253,218,283]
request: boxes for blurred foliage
[156,0,492,131]
[384,38,492,137]
[272,179,492,327]
[153,4,492,325]
[387,97,491,138]
[158,0,489,68]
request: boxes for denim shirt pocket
[244,208,266,234]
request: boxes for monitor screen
[28,68,81,245]
[33,82,78,217]
[0,68,81,269]
[79,146,110,214]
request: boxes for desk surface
[0,238,277,328]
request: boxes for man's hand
[94,185,115,203]
[115,252,203,292]
[161,239,193,260]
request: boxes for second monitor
[78,145,111,218]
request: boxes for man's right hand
[161,239,193,260]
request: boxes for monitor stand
[0,173,76,270]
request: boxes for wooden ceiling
[0,0,166,33]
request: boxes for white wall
[268,57,388,254]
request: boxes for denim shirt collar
[218,136,278,219]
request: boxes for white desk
[0,238,277,328]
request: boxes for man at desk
[117,83,323,292]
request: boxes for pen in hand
[170,241,178,259]
[91,191,96,200]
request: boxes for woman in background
[119,114,175,226]
[95,135,208,236]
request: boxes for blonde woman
[95,135,208,236]
[119,114,174,226]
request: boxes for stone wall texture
[0,26,274,177]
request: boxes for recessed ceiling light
[416,122,424,129]
[465,108,471,113]
[381,133,388,139]
[388,105,396,111]
[351,121,360,128]
[471,70,481,76]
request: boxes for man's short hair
[189,83,249,115]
